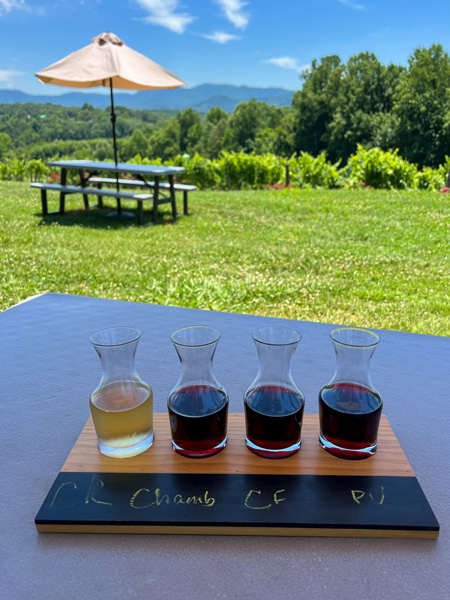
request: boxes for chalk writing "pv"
[351,486,385,505]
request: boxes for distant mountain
[0,84,295,112]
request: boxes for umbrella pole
[109,78,121,215]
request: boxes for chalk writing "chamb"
[130,487,215,509]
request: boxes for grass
[1,181,449,336]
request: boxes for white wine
[90,382,153,458]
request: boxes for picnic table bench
[30,183,157,226]
[88,176,197,216]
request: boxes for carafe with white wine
[90,326,153,458]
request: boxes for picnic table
[30,160,195,225]
[1,293,449,600]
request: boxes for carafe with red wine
[319,327,382,460]
[244,326,304,459]
[168,326,228,458]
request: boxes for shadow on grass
[34,206,179,229]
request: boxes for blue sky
[1,0,449,95]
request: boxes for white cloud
[202,31,239,44]
[215,0,249,29]
[0,69,24,88]
[265,57,308,73]
[338,0,365,10]
[135,0,195,34]
[0,0,27,13]
[0,69,23,82]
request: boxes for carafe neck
[94,341,139,386]
[246,326,302,395]
[90,327,143,390]
[330,343,376,388]
[252,341,299,390]
[169,327,226,397]
[327,327,380,391]
[173,342,222,390]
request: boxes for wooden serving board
[35,414,439,538]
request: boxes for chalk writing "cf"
[244,489,286,510]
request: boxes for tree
[0,132,11,159]
[149,119,181,160]
[327,53,403,162]
[207,118,229,158]
[221,127,235,152]
[93,139,113,161]
[176,108,201,153]
[228,100,283,152]
[272,125,295,158]
[393,44,450,167]
[122,129,149,160]
[292,55,344,158]
[292,53,405,163]
[202,107,229,157]
[206,106,228,126]
[252,128,277,154]
[186,122,204,155]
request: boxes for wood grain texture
[62,413,415,477]
[35,524,438,539]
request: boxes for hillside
[0,84,295,112]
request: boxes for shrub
[128,154,164,166]
[291,152,344,188]
[0,162,11,180]
[215,152,283,189]
[175,154,218,189]
[25,159,50,182]
[2,158,28,181]
[346,145,417,190]
[436,156,450,187]
[416,166,446,190]
[2,150,450,193]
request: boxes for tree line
[1,44,449,169]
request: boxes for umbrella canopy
[36,32,186,91]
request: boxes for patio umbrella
[36,32,186,202]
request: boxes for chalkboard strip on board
[35,472,439,538]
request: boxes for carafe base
[97,430,154,458]
[171,437,227,458]
[319,432,377,460]
[245,437,301,459]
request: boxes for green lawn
[1,181,449,336]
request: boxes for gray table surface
[47,159,185,176]
[1,293,449,600]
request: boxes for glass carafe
[244,326,304,459]
[319,327,382,460]
[168,326,228,458]
[90,327,153,458]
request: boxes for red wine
[244,385,304,459]
[319,382,382,460]
[168,385,228,458]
